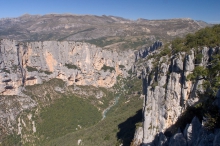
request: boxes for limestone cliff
[0,39,136,142]
[135,41,162,61]
[132,44,220,145]
[0,39,135,95]
[0,39,162,142]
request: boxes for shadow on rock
[117,109,142,146]
[141,106,204,146]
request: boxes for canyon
[0,14,219,146]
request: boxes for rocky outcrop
[133,127,144,146]
[0,40,24,95]
[0,39,135,95]
[140,52,192,144]
[0,95,36,141]
[135,41,162,61]
[143,116,220,146]
[132,46,220,145]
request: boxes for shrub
[2,68,10,74]
[119,65,125,69]
[0,134,21,146]
[195,53,203,64]
[204,113,218,131]
[26,66,38,72]
[187,66,208,81]
[65,63,80,70]
[151,81,158,89]
[39,70,52,75]
[44,70,52,75]
[101,65,115,72]
[158,47,171,57]
[203,105,220,131]
[128,69,132,75]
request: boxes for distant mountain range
[0,14,211,44]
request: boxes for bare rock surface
[0,39,135,95]
[0,38,137,140]
[132,45,220,146]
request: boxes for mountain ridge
[0,14,210,46]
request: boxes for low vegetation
[35,95,102,144]
[86,36,154,50]
[65,63,80,70]
[45,97,142,146]
[2,68,10,74]
[0,77,143,145]
[26,66,53,75]
[171,24,220,54]
[58,28,96,41]
[39,70,52,75]
[119,65,125,69]
[45,77,143,146]
[101,65,115,72]
[26,66,38,72]
[0,134,21,146]
[148,25,220,62]
[187,54,220,97]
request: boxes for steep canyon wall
[133,46,220,146]
[0,39,135,96]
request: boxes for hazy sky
[0,0,219,23]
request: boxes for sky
[0,0,219,24]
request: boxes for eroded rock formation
[0,39,142,141]
[0,39,136,95]
[133,45,220,145]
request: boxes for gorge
[0,14,219,146]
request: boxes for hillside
[0,14,210,51]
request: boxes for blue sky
[0,0,219,23]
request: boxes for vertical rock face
[133,45,220,145]
[133,127,143,146]
[0,39,24,95]
[183,117,202,146]
[0,39,138,140]
[135,41,162,61]
[141,52,194,144]
[0,39,135,95]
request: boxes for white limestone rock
[132,127,143,146]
